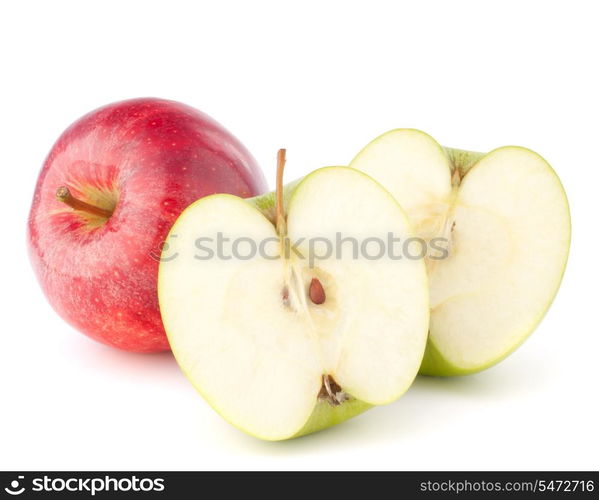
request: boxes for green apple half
[158,158,429,440]
[350,129,571,376]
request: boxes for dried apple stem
[56,186,113,218]
[320,375,341,406]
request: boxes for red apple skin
[28,98,267,352]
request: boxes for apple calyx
[55,186,114,219]
[318,375,347,406]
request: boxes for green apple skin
[176,365,371,440]
[246,178,302,226]
[351,132,571,377]
[295,400,372,438]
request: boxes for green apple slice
[350,129,571,375]
[158,163,429,440]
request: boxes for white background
[1,0,598,471]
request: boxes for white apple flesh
[350,130,571,375]
[158,162,430,440]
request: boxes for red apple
[28,98,267,352]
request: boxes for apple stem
[275,148,287,236]
[55,186,113,219]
